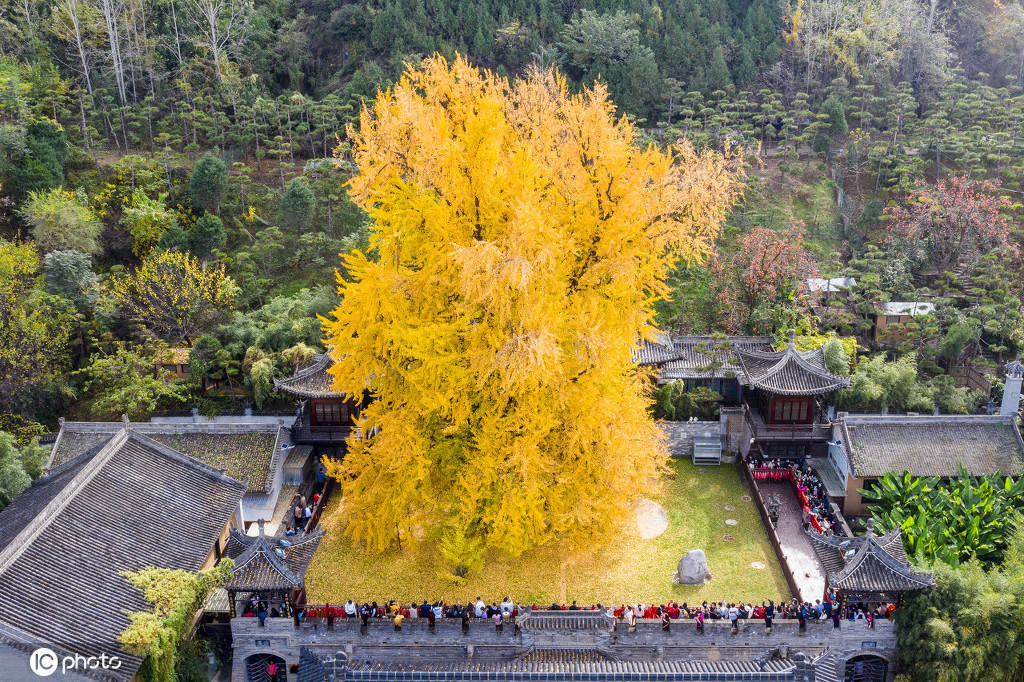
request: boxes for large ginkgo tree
[322,56,740,562]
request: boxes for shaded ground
[759,482,826,603]
[305,459,791,605]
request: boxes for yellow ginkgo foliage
[322,55,741,561]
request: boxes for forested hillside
[1,0,1023,457]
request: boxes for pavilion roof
[807,521,933,594]
[224,521,323,592]
[274,353,343,399]
[0,430,245,681]
[633,334,775,382]
[734,331,850,396]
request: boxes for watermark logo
[29,647,123,677]
[29,648,58,677]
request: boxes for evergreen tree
[189,153,228,214]
[189,214,226,259]
[706,46,733,91]
[43,249,98,311]
[280,178,315,232]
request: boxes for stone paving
[759,482,826,603]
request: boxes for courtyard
[305,458,790,605]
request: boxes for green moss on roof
[144,431,277,491]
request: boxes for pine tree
[706,46,732,91]
[279,178,315,232]
[189,152,228,214]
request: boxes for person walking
[764,600,774,632]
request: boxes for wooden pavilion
[224,519,324,620]
[807,518,933,611]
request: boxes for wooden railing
[291,414,354,444]
[743,403,832,442]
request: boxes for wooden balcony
[744,404,832,442]
[292,413,355,445]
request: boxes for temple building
[274,353,364,453]
[808,519,934,610]
[824,412,1024,514]
[638,330,850,459]
[0,427,246,682]
[222,519,323,620]
[47,417,293,526]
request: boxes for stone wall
[230,615,897,681]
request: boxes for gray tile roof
[807,524,933,594]
[49,421,285,493]
[734,335,849,396]
[0,450,95,549]
[0,430,246,681]
[634,334,774,381]
[838,414,1024,478]
[224,525,324,591]
[343,655,798,675]
[298,647,331,682]
[274,353,343,398]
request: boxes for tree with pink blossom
[884,175,1015,271]
[710,224,816,334]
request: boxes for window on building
[313,401,348,425]
[772,398,809,423]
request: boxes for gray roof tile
[0,430,246,681]
[49,421,284,493]
[838,414,1024,478]
[806,526,933,594]
[274,354,343,398]
[634,335,774,381]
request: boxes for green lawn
[305,458,791,606]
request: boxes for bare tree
[181,0,252,79]
[52,0,100,97]
[97,0,128,104]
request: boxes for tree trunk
[926,0,939,34]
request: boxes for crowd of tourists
[746,456,842,534]
[287,593,896,632]
[302,597,522,630]
[611,594,896,631]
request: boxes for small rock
[741,495,752,502]
[751,561,766,570]
[723,504,735,511]
[725,518,738,526]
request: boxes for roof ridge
[0,430,130,575]
[843,413,1013,423]
[274,353,332,385]
[126,431,248,491]
[39,446,102,480]
[230,535,302,586]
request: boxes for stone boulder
[675,549,712,585]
